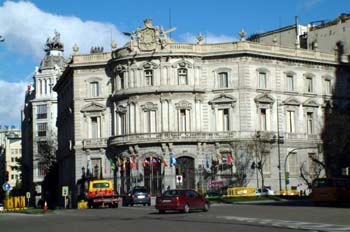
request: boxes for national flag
[162,156,168,167]
[227,154,233,164]
[110,159,116,170]
[170,154,177,167]
[141,155,146,167]
[129,157,134,170]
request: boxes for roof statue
[45,30,64,52]
[125,19,176,52]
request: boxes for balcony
[109,131,241,146]
[82,138,108,149]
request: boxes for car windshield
[92,182,110,188]
[162,190,184,197]
[133,188,148,193]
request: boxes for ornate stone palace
[53,19,350,206]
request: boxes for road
[1,200,350,232]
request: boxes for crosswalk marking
[216,215,350,232]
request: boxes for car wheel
[183,204,190,213]
[130,203,134,207]
[203,203,209,212]
[159,210,165,214]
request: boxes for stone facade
[55,20,350,206]
[22,32,64,206]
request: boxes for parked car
[155,189,209,213]
[256,188,275,196]
[123,186,151,206]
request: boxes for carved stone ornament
[303,98,319,108]
[116,105,127,113]
[141,102,158,112]
[128,19,176,52]
[81,102,106,113]
[283,97,300,106]
[175,100,192,109]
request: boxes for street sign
[62,186,69,197]
[26,192,31,199]
[2,182,11,191]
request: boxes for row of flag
[109,153,234,171]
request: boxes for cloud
[0,1,129,59]
[0,80,28,128]
[180,32,237,43]
[304,0,323,10]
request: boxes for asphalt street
[1,200,350,232]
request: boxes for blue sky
[0,0,348,128]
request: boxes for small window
[145,70,153,86]
[37,123,47,137]
[324,79,331,95]
[37,104,47,119]
[306,77,313,93]
[306,112,313,134]
[287,110,295,133]
[217,72,228,88]
[286,74,294,91]
[260,108,267,131]
[178,68,188,85]
[90,81,99,97]
[91,117,100,138]
[120,72,125,89]
[259,72,267,89]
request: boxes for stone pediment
[303,98,319,107]
[254,94,275,104]
[81,102,106,113]
[283,97,300,106]
[209,94,236,105]
[175,100,192,109]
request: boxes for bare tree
[231,142,254,186]
[36,130,57,175]
[248,131,274,188]
[300,153,326,189]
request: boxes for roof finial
[239,29,246,41]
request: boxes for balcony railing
[82,138,108,149]
[109,131,322,146]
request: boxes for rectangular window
[91,117,100,138]
[178,68,188,85]
[37,123,47,137]
[179,109,188,131]
[145,70,153,86]
[324,79,331,95]
[307,112,313,134]
[117,113,126,135]
[49,78,53,93]
[260,108,267,131]
[39,79,43,95]
[259,72,267,89]
[90,81,99,97]
[145,111,156,133]
[306,77,313,93]
[217,72,228,88]
[44,79,47,95]
[38,162,46,176]
[287,110,295,133]
[217,109,229,131]
[120,73,125,89]
[36,104,47,119]
[286,74,294,91]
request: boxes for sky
[0,0,348,128]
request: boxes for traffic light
[5,171,9,182]
[285,171,290,185]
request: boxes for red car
[155,189,209,213]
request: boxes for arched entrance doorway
[176,156,195,189]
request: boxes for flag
[122,157,127,172]
[162,156,168,167]
[110,159,116,170]
[170,154,177,167]
[129,157,134,169]
[141,155,146,167]
[205,157,210,169]
[227,154,233,164]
